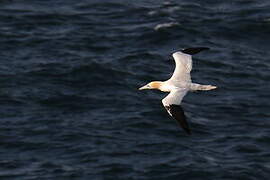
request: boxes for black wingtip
[181,122,191,135]
[165,105,192,135]
[181,47,210,55]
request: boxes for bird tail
[190,83,217,91]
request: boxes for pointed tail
[190,83,217,91]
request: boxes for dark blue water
[0,0,269,179]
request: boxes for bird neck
[151,81,171,92]
[150,81,163,90]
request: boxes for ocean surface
[0,0,269,179]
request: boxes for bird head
[139,81,162,90]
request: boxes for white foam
[154,22,180,31]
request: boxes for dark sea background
[0,0,269,179]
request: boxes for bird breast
[160,83,176,92]
[160,81,190,92]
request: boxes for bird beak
[138,85,149,90]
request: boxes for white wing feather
[162,89,188,107]
[168,51,192,84]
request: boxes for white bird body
[139,47,217,134]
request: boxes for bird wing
[162,89,191,134]
[169,51,192,84]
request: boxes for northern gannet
[139,47,217,135]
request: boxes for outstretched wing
[162,89,191,134]
[169,51,192,84]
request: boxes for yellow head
[138,81,162,90]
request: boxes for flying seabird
[139,47,217,135]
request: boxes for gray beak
[138,84,149,90]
